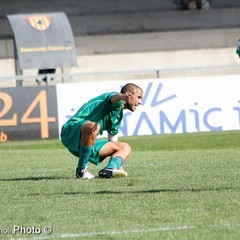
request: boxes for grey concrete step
[1,7,240,39]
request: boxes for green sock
[104,156,124,170]
[77,146,92,171]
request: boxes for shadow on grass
[26,186,240,197]
[1,176,239,196]
[0,176,70,181]
[63,187,239,195]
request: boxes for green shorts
[61,120,109,165]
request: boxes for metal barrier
[0,65,239,87]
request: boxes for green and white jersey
[236,38,240,55]
[70,92,123,135]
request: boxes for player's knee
[120,142,131,156]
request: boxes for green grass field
[1,131,240,240]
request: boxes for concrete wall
[1,0,240,86]
[1,0,240,18]
[1,0,240,39]
[2,8,240,39]
[0,29,239,80]
[1,28,239,58]
[0,0,178,16]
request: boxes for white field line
[8,224,236,240]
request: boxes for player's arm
[110,93,132,104]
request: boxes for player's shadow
[26,186,239,197]
[0,176,69,181]
[61,186,238,195]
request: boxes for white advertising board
[56,75,240,137]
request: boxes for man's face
[125,88,143,112]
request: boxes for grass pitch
[0,131,240,240]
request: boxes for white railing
[0,65,239,87]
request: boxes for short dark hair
[121,83,142,94]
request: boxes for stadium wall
[1,76,240,142]
[0,29,239,80]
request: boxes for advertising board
[0,86,58,141]
[56,76,240,137]
[1,75,239,142]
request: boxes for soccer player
[61,83,143,179]
[236,38,240,58]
